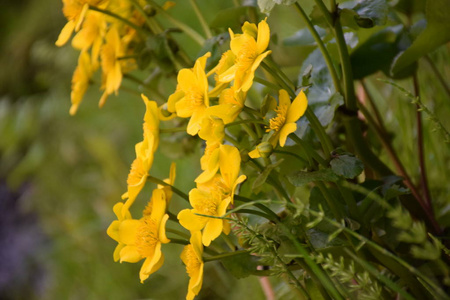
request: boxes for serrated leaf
[288,169,339,187]
[220,251,259,279]
[330,153,364,179]
[391,0,450,74]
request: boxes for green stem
[336,180,359,222]
[294,3,341,94]
[234,195,281,222]
[290,134,327,167]
[254,76,281,91]
[316,181,343,221]
[424,55,450,99]
[166,228,190,239]
[129,0,159,34]
[170,238,189,246]
[313,0,334,26]
[332,18,357,112]
[89,6,147,38]
[146,0,205,46]
[234,208,275,221]
[147,175,189,202]
[203,250,249,262]
[273,150,308,165]
[225,119,266,128]
[249,159,290,201]
[189,0,212,39]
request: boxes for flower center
[127,157,147,186]
[267,104,288,132]
[135,216,158,257]
[195,194,218,216]
[182,245,201,277]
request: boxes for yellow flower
[99,26,124,108]
[158,162,176,204]
[142,94,160,152]
[117,189,170,283]
[198,116,225,143]
[69,51,93,115]
[267,89,308,147]
[121,132,155,215]
[167,52,211,135]
[106,202,132,262]
[71,10,106,68]
[55,0,107,46]
[181,231,204,300]
[177,188,230,246]
[218,19,271,92]
[196,145,246,197]
[208,50,235,97]
[205,87,246,125]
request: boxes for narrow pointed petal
[286,90,308,123]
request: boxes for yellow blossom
[99,26,124,108]
[178,188,230,246]
[181,231,204,300]
[55,0,107,47]
[142,94,160,152]
[167,52,211,135]
[117,189,170,283]
[205,87,246,125]
[106,202,132,262]
[70,51,93,115]
[218,19,271,92]
[198,116,225,143]
[267,89,308,147]
[208,50,235,97]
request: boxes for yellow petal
[219,145,240,187]
[159,214,171,244]
[167,89,184,113]
[119,245,142,263]
[248,148,261,159]
[178,209,206,231]
[118,219,140,244]
[113,243,125,262]
[150,189,166,223]
[202,218,223,246]
[190,230,203,260]
[256,19,270,54]
[178,68,197,92]
[186,107,207,136]
[278,122,297,147]
[286,90,308,123]
[55,20,75,47]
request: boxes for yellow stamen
[135,216,158,257]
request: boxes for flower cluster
[59,3,308,297]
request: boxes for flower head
[168,52,211,135]
[70,51,93,115]
[267,89,308,147]
[181,231,204,300]
[116,189,170,283]
[106,202,132,262]
[218,19,271,92]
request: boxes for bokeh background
[1,0,449,299]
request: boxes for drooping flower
[218,19,271,92]
[99,26,124,107]
[267,89,308,147]
[117,189,170,283]
[70,51,93,115]
[121,128,156,215]
[106,202,132,262]
[178,188,230,246]
[181,231,204,300]
[55,0,107,47]
[167,52,211,135]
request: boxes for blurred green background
[1,0,449,299]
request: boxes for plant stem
[294,3,341,94]
[146,0,205,46]
[313,0,334,26]
[424,55,450,99]
[412,73,432,211]
[89,6,147,38]
[273,150,308,165]
[290,134,327,167]
[203,250,249,262]
[254,76,281,91]
[147,175,189,202]
[189,0,212,39]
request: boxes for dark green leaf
[220,251,259,279]
[351,0,389,27]
[315,92,344,126]
[330,153,364,179]
[288,169,339,187]
[391,0,450,74]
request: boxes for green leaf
[315,92,344,126]
[252,159,284,193]
[257,0,276,15]
[344,0,389,27]
[209,6,249,29]
[283,26,327,46]
[220,251,259,279]
[391,0,450,74]
[288,169,339,187]
[330,152,364,179]
[350,25,405,79]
